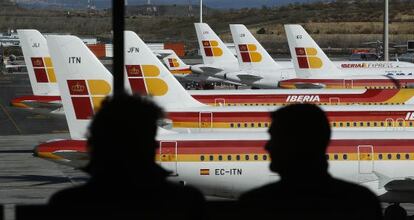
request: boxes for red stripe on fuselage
[36,139,414,156]
[191,89,399,104]
[167,110,413,123]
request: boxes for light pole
[383,0,389,61]
[200,0,203,23]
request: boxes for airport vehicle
[280,25,414,89]
[47,32,414,135]
[13,29,60,109]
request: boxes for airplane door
[396,118,405,131]
[385,118,394,131]
[214,98,226,107]
[159,141,178,175]
[199,112,213,129]
[358,145,374,174]
[344,79,353,89]
[329,97,340,105]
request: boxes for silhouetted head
[85,94,164,176]
[266,104,331,178]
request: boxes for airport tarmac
[0,70,88,219]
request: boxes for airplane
[43,34,414,209]
[46,31,414,134]
[12,29,61,109]
[34,130,414,204]
[159,49,243,86]
[192,23,414,89]
[280,24,414,89]
[190,23,241,81]
[15,30,414,111]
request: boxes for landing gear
[384,203,407,220]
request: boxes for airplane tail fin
[17,29,59,96]
[230,24,283,71]
[284,24,341,78]
[159,50,192,76]
[194,23,238,66]
[47,35,113,140]
[124,31,204,109]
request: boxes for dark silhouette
[238,104,383,220]
[384,203,406,220]
[48,95,205,219]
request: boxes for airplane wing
[234,74,263,82]
[374,171,414,203]
[292,82,326,89]
[198,66,225,75]
[53,151,89,168]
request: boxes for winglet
[47,35,112,140]
[17,29,59,96]
[124,31,204,109]
[373,171,393,189]
[285,24,342,78]
[230,24,283,71]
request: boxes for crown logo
[239,45,248,51]
[34,59,42,66]
[71,82,85,93]
[130,66,140,75]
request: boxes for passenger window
[387,154,392,160]
[218,155,223,161]
[264,123,269,127]
[236,155,241,161]
[339,122,343,127]
[230,123,234,128]
[360,122,363,126]
[200,155,205,161]
[258,123,262,127]
[334,154,338,160]
[397,154,401,160]
[343,154,348,160]
[374,122,377,126]
[263,155,268,160]
[346,122,350,127]
[254,155,258,160]
[353,122,357,127]
[381,122,384,126]
[245,155,250,160]
[325,154,329,160]
[251,123,255,127]
[333,122,336,127]
[406,154,410,160]
[410,122,413,126]
[379,154,383,160]
[237,123,241,128]
[227,155,232,160]
[367,122,370,126]
[209,155,214,161]
[244,123,247,128]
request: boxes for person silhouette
[238,104,383,220]
[48,94,205,219]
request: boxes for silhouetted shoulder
[239,177,382,220]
